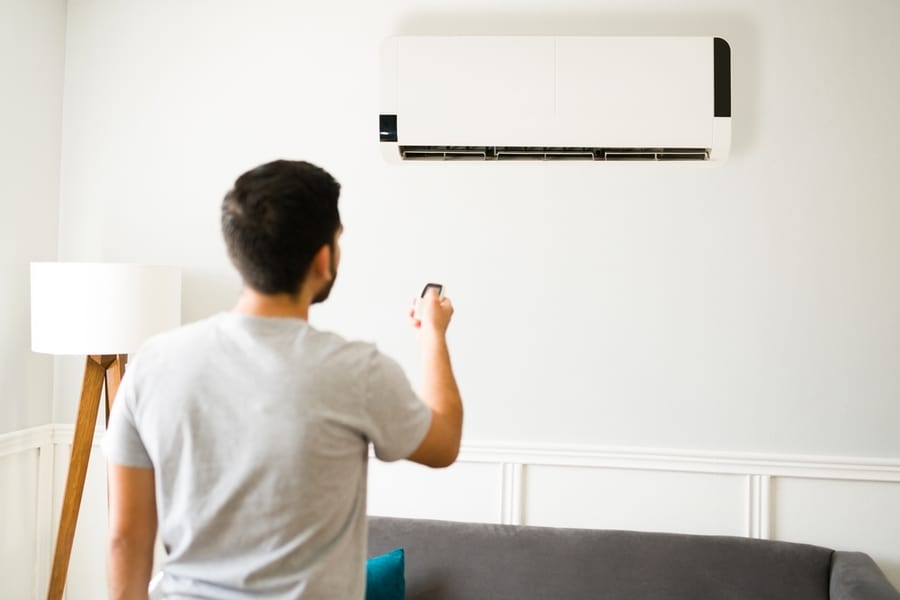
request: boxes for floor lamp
[31,262,181,600]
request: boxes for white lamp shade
[30,262,181,355]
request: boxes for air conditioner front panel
[555,37,713,147]
[383,36,730,160]
[397,37,558,147]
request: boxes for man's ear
[310,243,333,280]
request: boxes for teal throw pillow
[366,547,405,600]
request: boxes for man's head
[221,160,341,302]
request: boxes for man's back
[105,312,431,599]
[103,160,462,599]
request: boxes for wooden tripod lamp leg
[46,355,114,600]
[104,354,127,425]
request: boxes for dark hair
[221,160,341,295]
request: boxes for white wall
[56,0,900,454]
[0,1,67,594]
[0,0,66,434]
[33,0,900,597]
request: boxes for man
[103,159,463,599]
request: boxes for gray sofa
[368,516,900,600]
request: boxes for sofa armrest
[831,552,900,600]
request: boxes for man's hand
[409,287,454,336]
[407,288,463,468]
[108,463,157,600]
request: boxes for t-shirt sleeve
[364,350,432,462]
[102,369,153,469]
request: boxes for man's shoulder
[128,314,224,373]
[141,313,222,351]
[306,326,380,366]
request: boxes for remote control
[413,283,444,321]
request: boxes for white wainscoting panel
[522,465,748,536]
[0,448,40,599]
[4,425,900,600]
[52,437,109,600]
[771,477,900,590]
[368,460,503,524]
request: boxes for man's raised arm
[407,289,463,468]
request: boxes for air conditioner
[379,36,731,162]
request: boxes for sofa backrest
[368,517,834,600]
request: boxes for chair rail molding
[455,441,900,483]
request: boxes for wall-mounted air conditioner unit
[379,36,731,162]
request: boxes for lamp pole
[46,354,127,600]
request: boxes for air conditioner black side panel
[379,114,398,142]
[714,37,731,118]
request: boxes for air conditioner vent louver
[399,146,710,161]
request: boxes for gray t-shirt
[103,312,432,599]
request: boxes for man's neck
[233,287,311,320]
